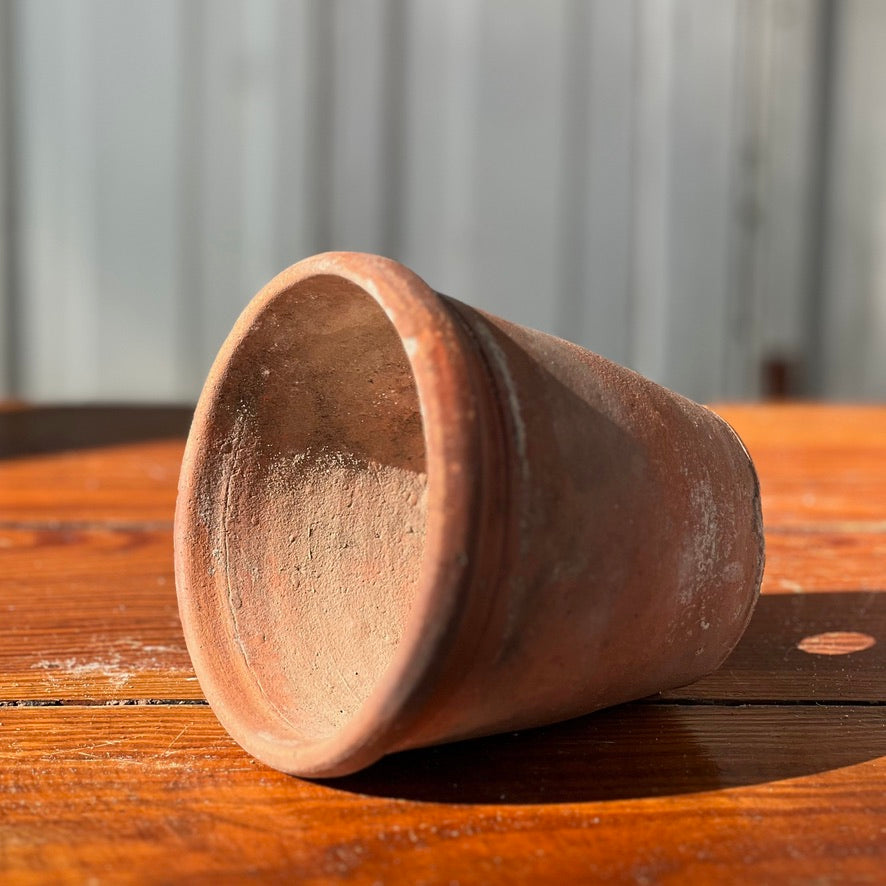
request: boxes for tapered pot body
[174,252,764,777]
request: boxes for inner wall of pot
[213,276,427,744]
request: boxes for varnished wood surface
[0,525,881,705]
[2,404,886,529]
[715,404,886,529]
[0,406,190,525]
[1,705,884,885]
[0,526,198,700]
[0,403,884,883]
[661,590,885,703]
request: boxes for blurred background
[0,0,883,404]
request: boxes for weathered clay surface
[175,252,765,777]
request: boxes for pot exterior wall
[397,298,764,751]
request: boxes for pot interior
[200,275,428,744]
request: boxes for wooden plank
[0,527,199,701]
[0,405,191,459]
[0,406,190,525]
[762,531,886,593]
[6,404,885,529]
[664,590,885,703]
[0,402,883,880]
[0,524,881,705]
[757,478,886,530]
[713,403,886,451]
[0,443,184,526]
[2,404,886,529]
[714,404,886,528]
[0,705,882,883]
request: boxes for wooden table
[0,404,884,884]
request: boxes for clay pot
[175,252,764,778]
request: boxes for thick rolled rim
[174,252,483,776]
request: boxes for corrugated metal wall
[2,0,880,403]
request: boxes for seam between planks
[0,698,881,709]
[0,519,174,531]
[0,698,208,708]
[644,697,886,707]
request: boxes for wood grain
[0,527,198,700]
[713,403,886,449]
[761,530,886,593]
[1,403,884,883]
[1,526,882,705]
[0,406,189,525]
[3,405,886,530]
[0,705,883,884]
[664,590,886,702]
[714,404,886,529]
[0,441,182,526]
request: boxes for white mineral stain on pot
[402,336,419,358]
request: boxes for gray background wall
[0,0,883,404]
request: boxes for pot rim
[174,252,485,776]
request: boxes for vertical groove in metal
[626,0,643,372]
[0,1,848,402]
[307,0,334,253]
[55,0,99,397]
[177,0,206,396]
[556,0,589,342]
[721,0,758,399]
[240,0,279,301]
[805,0,838,396]
[628,0,672,383]
[623,0,640,371]
[438,0,482,303]
[0,0,18,396]
[272,0,313,270]
[380,0,407,260]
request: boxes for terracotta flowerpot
[175,252,764,778]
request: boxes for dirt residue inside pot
[238,450,427,738]
[205,276,429,743]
